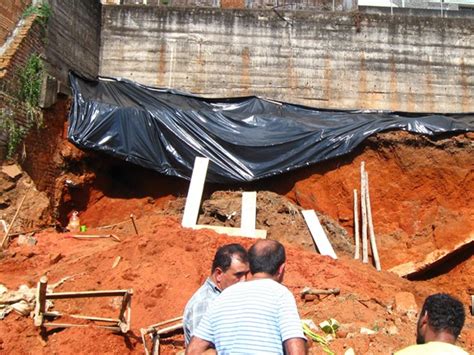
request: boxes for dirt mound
[161,190,353,256]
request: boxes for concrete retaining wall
[100,6,473,113]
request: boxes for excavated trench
[16,99,473,286]
[1,98,472,353]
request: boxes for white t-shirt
[194,278,305,354]
[395,341,469,355]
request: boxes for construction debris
[0,275,76,320]
[68,234,121,242]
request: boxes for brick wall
[0,16,43,96]
[0,0,31,44]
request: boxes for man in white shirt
[183,243,249,345]
[187,239,306,355]
[395,293,468,355]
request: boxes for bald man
[187,240,306,355]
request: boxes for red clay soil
[0,124,472,353]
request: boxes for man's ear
[214,267,224,282]
[419,311,428,326]
[278,262,286,276]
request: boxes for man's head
[211,243,249,291]
[416,293,466,345]
[248,240,286,282]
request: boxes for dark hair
[211,244,248,273]
[248,240,286,275]
[422,293,465,338]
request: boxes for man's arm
[185,336,214,355]
[283,337,307,355]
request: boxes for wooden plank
[360,162,369,263]
[241,191,257,237]
[156,322,183,335]
[302,210,337,260]
[146,316,183,330]
[389,235,474,277]
[353,189,360,260]
[182,157,209,228]
[365,171,381,271]
[43,323,121,332]
[192,224,266,239]
[46,289,131,299]
[33,276,48,327]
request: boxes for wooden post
[353,189,360,260]
[130,214,139,235]
[365,171,381,271]
[34,276,48,327]
[361,162,368,263]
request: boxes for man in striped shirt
[187,240,307,355]
[183,243,249,346]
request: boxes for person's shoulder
[184,279,217,309]
[394,342,469,355]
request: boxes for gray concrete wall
[100,6,473,113]
[45,0,101,85]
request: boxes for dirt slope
[0,107,472,354]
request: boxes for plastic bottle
[67,211,81,232]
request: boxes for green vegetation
[23,1,52,28]
[1,54,45,159]
[18,53,44,107]
[0,109,26,159]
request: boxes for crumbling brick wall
[0,0,32,44]
[0,15,44,162]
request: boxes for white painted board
[241,191,256,237]
[181,157,209,228]
[302,209,337,260]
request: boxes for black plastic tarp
[68,72,474,183]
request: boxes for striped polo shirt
[194,278,305,354]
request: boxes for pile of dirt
[162,190,353,256]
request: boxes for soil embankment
[0,103,472,353]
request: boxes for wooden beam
[302,210,337,259]
[192,224,266,239]
[146,316,183,330]
[182,157,209,228]
[46,289,132,300]
[365,171,381,271]
[241,191,257,237]
[42,323,121,332]
[353,189,360,260]
[389,235,474,277]
[34,276,48,327]
[360,162,368,263]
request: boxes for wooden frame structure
[33,276,132,333]
[140,316,183,355]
